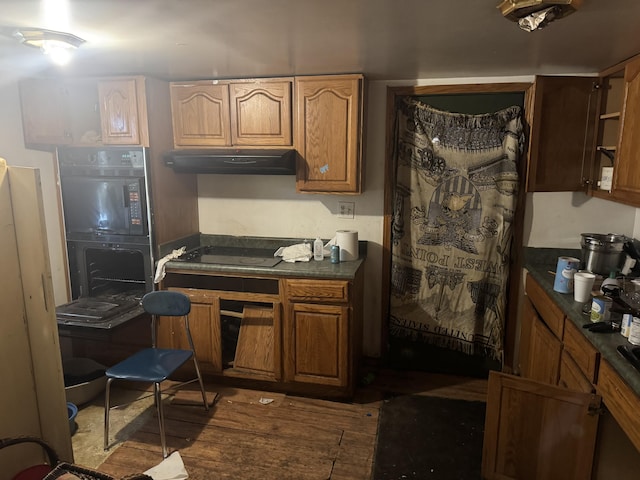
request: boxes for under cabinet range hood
[164,148,296,175]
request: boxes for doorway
[381,83,532,378]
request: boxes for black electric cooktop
[174,245,282,268]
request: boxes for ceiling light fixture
[498,0,583,31]
[10,27,85,65]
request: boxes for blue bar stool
[103,290,209,458]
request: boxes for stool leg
[192,356,209,411]
[155,382,168,458]
[104,377,114,451]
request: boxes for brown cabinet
[294,74,364,194]
[284,279,350,387]
[482,371,600,480]
[520,296,563,384]
[492,273,602,477]
[596,359,640,453]
[19,78,75,145]
[161,267,363,397]
[527,53,640,207]
[159,288,223,374]
[161,285,281,382]
[610,55,640,205]
[526,76,596,192]
[19,76,150,147]
[170,78,292,148]
[98,78,149,146]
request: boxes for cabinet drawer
[525,273,565,339]
[562,320,600,383]
[597,360,640,452]
[286,279,349,302]
[559,349,595,393]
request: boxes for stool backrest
[141,291,191,317]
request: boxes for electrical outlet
[338,201,355,219]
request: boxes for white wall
[4,74,640,357]
[0,80,69,306]
[524,192,636,248]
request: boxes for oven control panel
[58,147,146,175]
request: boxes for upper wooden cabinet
[294,74,364,194]
[170,78,292,148]
[98,78,149,146]
[610,56,640,205]
[20,78,75,145]
[527,52,640,207]
[526,76,596,192]
[19,76,150,147]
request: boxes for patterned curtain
[390,97,524,362]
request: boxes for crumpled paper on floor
[274,243,312,263]
[144,451,188,479]
[154,247,186,283]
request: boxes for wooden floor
[96,369,487,479]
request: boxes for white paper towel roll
[336,230,358,261]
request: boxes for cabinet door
[612,56,640,205]
[520,297,562,385]
[170,82,231,147]
[527,76,597,192]
[98,78,147,145]
[285,303,349,387]
[159,288,222,374]
[482,372,600,480]
[19,78,73,145]
[229,79,292,146]
[294,75,363,194]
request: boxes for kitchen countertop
[524,247,640,398]
[160,234,367,280]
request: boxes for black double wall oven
[55,147,155,329]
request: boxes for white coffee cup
[573,272,596,303]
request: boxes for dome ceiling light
[2,26,85,65]
[497,0,583,31]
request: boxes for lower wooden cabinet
[596,360,640,453]
[284,302,349,387]
[159,269,363,397]
[158,288,222,374]
[520,295,562,384]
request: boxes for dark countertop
[524,247,640,397]
[160,234,366,280]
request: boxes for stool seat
[106,348,193,383]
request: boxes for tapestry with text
[390,97,524,361]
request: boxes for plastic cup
[573,272,596,303]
